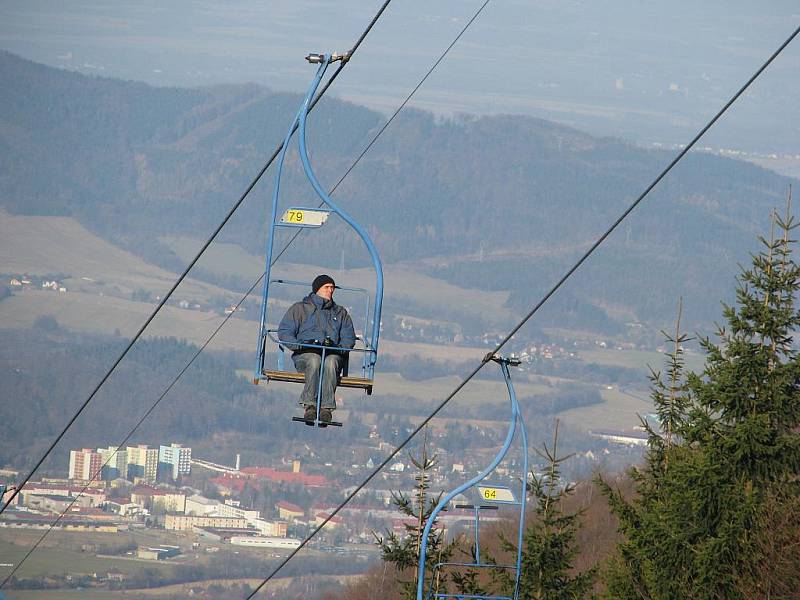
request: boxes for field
[162,235,516,325]
[1,212,661,436]
[558,387,651,431]
[0,528,184,581]
[367,371,552,405]
[579,348,706,374]
[0,212,509,359]
[1,574,359,599]
[0,524,361,600]
[4,591,140,600]
[0,287,492,364]
[0,211,236,304]
[0,290,657,434]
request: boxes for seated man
[277,274,356,424]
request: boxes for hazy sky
[1,0,799,153]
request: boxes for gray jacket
[277,293,355,353]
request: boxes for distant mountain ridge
[1,50,796,331]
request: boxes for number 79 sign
[279,207,330,228]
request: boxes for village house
[276,500,304,521]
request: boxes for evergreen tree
[599,203,800,599]
[496,421,596,599]
[374,429,457,599]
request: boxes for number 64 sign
[477,485,516,504]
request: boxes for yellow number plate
[477,486,515,503]
[280,208,330,228]
[285,209,306,223]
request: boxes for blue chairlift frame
[417,356,528,600]
[254,54,384,425]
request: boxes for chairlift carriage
[254,52,384,428]
[417,356,528,600]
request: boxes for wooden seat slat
[261,369,373,392]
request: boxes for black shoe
[303,406,316,425]
[319,409,333,424]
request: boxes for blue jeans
[292,352,344,409]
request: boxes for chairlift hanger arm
[297,54,384,361]
[254,65,323,381]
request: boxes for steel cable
[244,21,800,598]
[3,7,797,597]
[0,0,395,517]
[1,0,495,584]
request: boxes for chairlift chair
[253,53,384,428]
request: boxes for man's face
[316,283,335,301]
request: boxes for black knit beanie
[312,274,335,293]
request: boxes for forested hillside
[0,326,605,473]
[1,50,797,330]
[0,327,291,470]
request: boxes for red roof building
[240,467,327,487]
[210,476,248,494]
[314,512,344,528]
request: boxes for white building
[218,499,260,521]
[251,518,288,538]
[185,495,219,516]
[589,430,649,446]
[164,514,248,531]
[230,536,301,549]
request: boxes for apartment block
[68,448,102,481]
[97,446,127,480]
[126,445,159,483]
[276,500,304,521]
[158,443,191,480]
[164,514,248,531]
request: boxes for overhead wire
[3,4,797,595]
[0,0,495,584]
[0,0,395,517]
[0,275,264,588]
[245,21,800,598]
